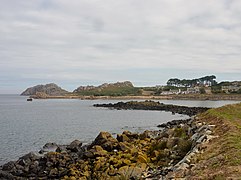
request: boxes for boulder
[40,142,59,154]
[117,134,130,142]
[91,132,118,151]
[122,131,139,140]
[66,140,82,152]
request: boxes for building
[186,87,200,94]
[221,86,241,93]
[161,89,181,95]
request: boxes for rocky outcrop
[94,100,210,116]
[73,81,134,93]
[21,83,69,96]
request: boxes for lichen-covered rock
[117,134,130,142]
[91,131,118,151]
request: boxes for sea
[0,94,240,165]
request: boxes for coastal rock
[117,134,130,142]
[21,83,69,96]
[2,161,16,171]
[66,140,82,152]
[40,142,59,154]
[0,170,15,180]
[94,101,210,117]
[91,131,118,151]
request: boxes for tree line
[166,75,217,87]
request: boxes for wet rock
[89,145,108,157]
[0,170,15,180]
[118,142,130,151]
[140,130,151,140]
[123,130,139,139]
[91,131,118,151]
[66,140,82,152]
[56,145,67,153]
[40,142,58,154]
[83,151,94,159]
[94,101,210,116]
[49,168,58,177]
[117,134,130,142]
[2,161,15,171]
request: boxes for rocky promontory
[21,83,69,96]
[73,81,134,93]
[94,100,210,116]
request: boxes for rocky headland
[21,83,69,97]
[73,81,134,93]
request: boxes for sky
[1,0,241,93]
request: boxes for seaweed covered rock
[94,100,210,116]
[91,131,118,151]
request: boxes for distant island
[21,75,241,100]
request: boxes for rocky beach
[0,101,214,179]
[1,101,241,179]
[0,118,212,179]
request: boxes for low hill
[73,81,141,96]
[21,83,69,96]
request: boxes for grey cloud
[1,0,241,93]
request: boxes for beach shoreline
[29,94,241,101]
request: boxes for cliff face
[73,81,134,93]
[21,83,69,96]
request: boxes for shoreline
[1,103,241,179]
[29,94,241,101]
[0,116,208,179]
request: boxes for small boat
[27,98,33,101]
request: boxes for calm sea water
[0,95,240,165]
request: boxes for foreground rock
[94,100,210,116]
[0,115,214,179]
[21,83,69,96]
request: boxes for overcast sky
[1,0,241,93]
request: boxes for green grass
[193,102,241,177]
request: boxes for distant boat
[27,98,33,101]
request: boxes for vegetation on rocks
[73,81,141,96]
[21,83,69,96]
